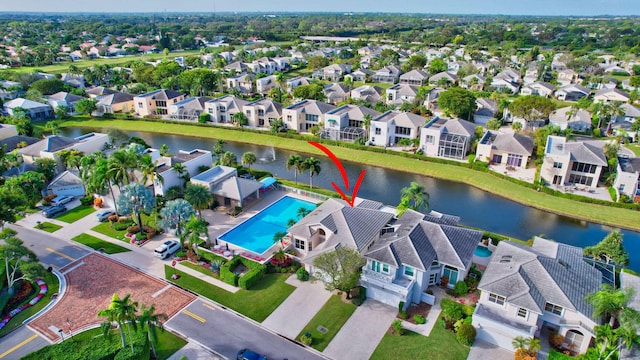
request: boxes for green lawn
[35,221,62,233]
[56,205,96,223]
[626,144,640,156]
[165,266,295,322]
[71,233,130,254]
[370,316,470,360]
[180,260,219,278]
[57,118,640,231]
[0,271,60,338]
[297,295,357,351]
[91,221,129,242]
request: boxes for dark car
[237,349,267,360]
[43,205,67,218]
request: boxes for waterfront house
[475,130,534,168]
[168,96,211,122]
[282,99,335,133]
[47,92,84,113]
[96,92,134,114]
[419,116,477,160]
[190,165,262,208]
[4,98,54,121]
[149,148,213,195]
[323,104,380,141]
[243,98,282,129]
[19,133,110,171]
[204,95,249,125]
[614,157,640,201]
[134,89,185,117]
[540,136,607,189]
[369,110,426,147]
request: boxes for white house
[351,85,384,106]
[190,165,262,208]
[0,123,18,140]
[614,157,640,201]
[369,110,426,147]
[19,133,110,170]
[540,136,607,189]
[323,105,380,141]
[168,96,211,122]
[476,131,534,168]
[255,75,278,95]
[385,84,419,106]
[549,107,592,133]
[282,99,335,133]
[243,98,282,129]
[4,98,54,121]
[46,170,85,197]
[474,98,498,126]
[594,88,630,104]
[152,148,213,196]
[554,84,590,102]
[520,82,555,98]
[419,116,477,160]
[204,95,249,124]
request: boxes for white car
[95,209,116,222]
[52,195,74,205]
[154,240,180,259]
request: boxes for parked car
[95,209,116,222]
[237,349,267,360]
[52,195,74,205]
[43,205,67,218]
[154,240,180,259]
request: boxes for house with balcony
[243,98,282,129]
[323,104,380,141]
[473,238,602,354]
[371,65,402,84]
[204,95,249,124]
[190,165,262,208]
[549,107,592,133]
[134,89,185,117]
[475,130,534,168]
[419,116,477,160]
[351,85,384,106]
[282,99,335,133]
[385,84,419,106]
[399,69,429,86]
[369,110,426,147]
[149,148,213,195]
[614,157,640,201]
[540,136,607,189]
[168,96,211,122]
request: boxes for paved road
[0,326,50,359]
[8,225,90,269]
[167,300,327,360]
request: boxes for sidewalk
[402,286,444,336]
[166,340,224,360]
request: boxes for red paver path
[30,253,195,341]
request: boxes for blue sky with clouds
[3,0,639,16]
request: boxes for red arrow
[309,142,366,207]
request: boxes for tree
[183,215,209,250]
[584,231,629,266]
[213,139,226,164]
[286,155,304,185]
[486,118,502,130]
[313,246,366,299]
[307,56,330,70]
[184,183,213,218]
[98,293,139,352]
[30,78,65,95]
[220,151,237,167]
[241,151,257,172]
[54,105,69,119]
[138,155,163,192]
[231,112,248,127]
[303,157,321,189]
[437,87,477,120]
[428,58,447,74]
[171,162,190,187]
[399,181,430,213]
[107,149,136,187]
[137,303,168,359]
[75,98,98,117]
[0,185,27,228]
[106,128,130,147]
[408,54,427,69]
[5,171,46,206]
[34,158,57,181]
[509,95,556,128]
[159,199,196,237]
[0,229,45,295]
[117,183,156,235]
[363,113,372,140]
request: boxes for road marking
[46,248,75,261]
[0,333,39,358]
[182,310,206,323]
[201,302,217,312]
[152,285,172,298]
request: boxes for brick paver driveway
[30,253,195,341]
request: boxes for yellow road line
[46,248,75,261]
[182,310,206,323]
[0,333,39,358]
[202,302,217,312]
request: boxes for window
[553,162,563,169]
[138,102,143,108]
[348,119,363,128]
[208,107,213,114]
[488,293,506,306]
[156,108,168,115]
[286,115,292,122]
[404,266,415,277]
[571,162,597,174]
[156,100,167,108]
[259,119,265,126]
[294,238,305,250]
[395,127,411,136]
[258,109,265,116]
[375,128,381,135]
[544,302,563,316]
[517,308,528,319]
[568,174,594,186]
[619,184,626,191]
[305,114,319,123]
[425,135,435,144]
[371,260,389,274]
[507,154,523,167]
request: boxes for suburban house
[285,76,312,93]
[243,98,282,129]
[555,84,590,102]
[148,148,213,195]
[520,82,555,98]
[0,80,22,100]
[323,83,350,105]
[611,103,640,142]
[312,64,351,82]
[323,104,380,141]
[47,92,84,113]
[247,57,277,75]
[549,107,592,133]
[557,69,580,86]
[204,95,249,124]
[461,74,486,91]
[46,170,85,197]
[473,98,498,126]
[419,116,477,160]
[190,165,262,208]
[346,69,373,83]
[134,89,185,117]
[3,98,54,121]
[399,69,429,86]
[594,88,630,104]
[540,136,607,189]
[475,130,534,168]
[96,92,135,114]
[226,73,255,95]
[385,84,419,106]
[614,157,640,201]
[19,133,110,170]
[473,238,601,355]
[369,110,426,147]
[0,123,18,140]
[224,61,249,74]
[351,85,384,106]
[428,71,458,86]
[282,99,336,133]
[523,66,540,84]
[371,65,402,83]
[255,75,278,95]
[168,96,211,122]
[86,86,118,99]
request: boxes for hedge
[114,337,150,360]
[220,257,240,286]
[219,256,267,289]
[22,330,147,360]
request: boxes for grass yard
[57,118,640,231]
[91,221,129,242]
[165,266,294,322]
[297,295,357,351]
[0,271,60,338]
[370,316,470,360]
[71,233,130,254]
[56,205,96,223]
[180,260,219,277]
[626,144,640,156]
[35,221,62,233]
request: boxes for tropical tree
[363,113,372,140]
[184,183,213,218]
[5,171,47,206]
[44,120,60,135]
[75,98,98,117]
[34,158,57,181]
[107,149,136,187]
[0,229,45,295]
[138,155,164,193]
[171,163,190,186]
[297,206,312,219]
[313,246,366,299]
[117,184,156,235]
[241,151,257,172]
[220,151,237,167]
[137,304,168,359]
[509,95,556,128]
[231,112,249,127]
[158,199,196,237]
[183,215,209,251]
[437,87,477,120]
[399,182,430,213]
[486,118,502,130]
[584,231,629,267]
[286,154,304,185]
[273,231,287,248]
[98,293,139,352]
[213,139,226,164]
[0,185,27,229]
[303,157,321,189]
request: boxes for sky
[2,0,640,16]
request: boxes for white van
[154,240,180,259]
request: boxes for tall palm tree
[241,152,257,173]
[107,150,135,187]
[303,157,321,189]
[586,285,640,353]
[213,139,226,164]
[220,151,237,167]
[184,183,213,218]
[363,113,372,141]
[138,155,164,193]
[137,304,168,359]
[231,112,248,127]
[171,163,190,187]
[400,182,430,212]
[44,121,59,135]
[98,293,138,350]
[286,154,303,185]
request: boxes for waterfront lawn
[71,233,130,254]
[35,221,62,233]
[56,205,96,223]
[165,266,294,322]
[370,315,470,360]
[297,296,357,351]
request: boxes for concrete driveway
[467,339,515,360]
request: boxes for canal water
[61,128,640,271]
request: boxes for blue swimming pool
[474,245,493,258]
[218,196,316,254]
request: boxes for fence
[275,184,329,202]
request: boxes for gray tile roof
[0,135,39,152]
[619,157,640,173]
[481,131,534,156]
[19,135,77,156]
[356,199,383,210]
[565,142,608,166]
[422,210,460,226]
[97,92,134,105]
[48,170,82,188]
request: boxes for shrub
[440,275,449,288]
[114,337,150,360]
[175,250,187,258]
[43,194,56,205]
[112,220,134,231]
[441,298,465,322]
[392,319,405,336]
[80,195,94,206]
[549,332,564,350]
[454,281,469,296]
[198,113,211,123]
[456,323,476,345]
[299,332,313,345]
[220,257,240,286]
[399,311,409,319]
[398,301,405,313]
[414,315,426,324]
[238,263,267,290]
[296,267,309,281]
[221,256,267,289]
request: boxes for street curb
[166,327,227,360]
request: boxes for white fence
[275,184,330,202]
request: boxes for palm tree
[137,304,168,359]
[527,338,541,356]
[184,183,213,218]
[231,112,249,127]
[112,294,139,353]
[400,182,430,212]
[586,285,640,353]
[44,121,59,135]
[303,157,321,189]
[138,155,164,194]
[241,152,257,173]
[107,150,135,187]
[511,336,529,353]
[160,144,171,156]
[220,151,237,167]
[286,154,303,185]
[363,113,372,141]
[171,163,190,186]
[98,293,138,350]
[213,139,225,164]
[297,207,311,219]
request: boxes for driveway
[467,339,514,360]
[323,299,396,360]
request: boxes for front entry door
[443,266,458,285]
